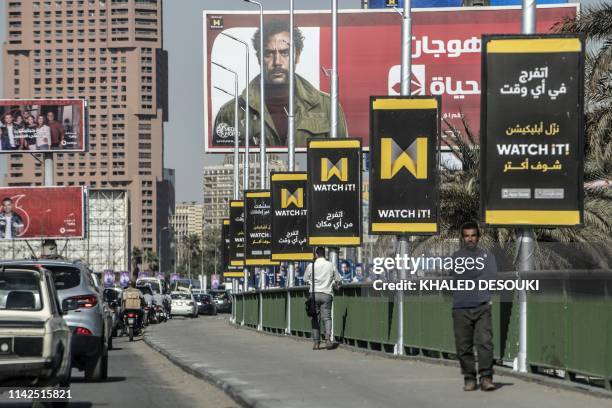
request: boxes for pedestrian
[304,246,342,350]
[451,221,498,391]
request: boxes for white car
[0,265,73,387]
[170,291,198,318]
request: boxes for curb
[143,333,257,408]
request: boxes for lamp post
[158,226,169,275]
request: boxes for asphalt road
[1,331,239,408]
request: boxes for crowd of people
[0,110,70,151]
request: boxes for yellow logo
[386,0,398,6]
[210,17,223,28]
[281,188,303,208]
[321,158,348,182]
[380,137,427,179]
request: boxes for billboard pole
[394,0,412,358]
[327,0,339,279]
[286,0,296,291]
[517,0,536,374]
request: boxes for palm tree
[131,246,142,280]
[142,250,159,273]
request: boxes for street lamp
[158,226,169,275]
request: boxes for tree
[142,249,159,273]
[131,246,142,280]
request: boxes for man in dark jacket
[452,221,497,392]
[46,111,65,148]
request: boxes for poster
[222,219,244,277]
[203,5,577,152]
[0,99,86,152]
[103,270,115,288]
[119,271,130,288]
[0,186,85,240]
[369,96,440,234]
[244,190,278,266]
[307,139,362,246]
[229,200,245,266]
[481,34,584,227]
[270,172,313,261]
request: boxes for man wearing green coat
[213,20,348,148]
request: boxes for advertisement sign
[211,274,221,290]
[244,191,279,266]
[0,99,86,152]
[229,200,245,267]
[307,139,362,246]
[481,34,584,227]
[119,271,130,288]
[367,0,462,7]
[0,186,85,240]
[369,96,440,234]
[222,219,243,277]
[203,5,577,152]
[270,172,313,261]
[170,273,180,284]
[103,270,115,288]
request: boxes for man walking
[452,221,497,392]
[304,247,342,350]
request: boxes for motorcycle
[124,310,142,342]
[154,304,167,323]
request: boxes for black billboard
[307,139,362,247]
[481,34,584,227]
[244,190,279,266]
[222,219,243,278]
[229,200,245,267]
[270,172,313,261]
[369,96,440,234]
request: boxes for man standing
[0,113,18,150]
[213,20,348,147]
[46,111,65,148]
[452,221,497,392]
[304,247,342,350]
[0,197,24,239]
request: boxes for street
[0,333,238,408]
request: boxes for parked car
[170,291,198,318]
[194,293,217,315]
[0,265,72,387]
[1,260,111,381]
[103,287,123,337]
[209,290,232,313]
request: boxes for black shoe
[313,341,321,350]
[463,379,477,392]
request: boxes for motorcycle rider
[121,280,145,330]
[152,286,167,321]
[139,284,155,324]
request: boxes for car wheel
[108,335,113,350]
[85,342,108,381]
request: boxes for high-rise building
[2,0,169,255]
[202,154,287,227]
[171,201,203,239]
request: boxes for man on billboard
[0,113,19,150]
[0,197,24,239]
[214,20,348,147]
[46,111,65,148]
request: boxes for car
[1,260,111,381]
[194,293,217,315]
[0,265,72,387]
[170,291,198,318]
[208,290,232,313]
[102,287,122,337]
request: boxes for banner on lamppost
[222,219,243,278]
[481,34,585,227]
[369,96,440,234]
[229,200,245,266]
[307,139,362,247]
[244,190,279,266]
[270,172,313,261]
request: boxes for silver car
[1,260,111,381]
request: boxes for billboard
[229,200,245,267]
[367,0,462,7]
[271,172,313,261]
[244,191,279,266]
[203,5,577,152]
[0,186,85,240]
[307,139,362,246]
[369,96,440,234]
[0,99,86,153]
[222,219,244,277]
[481,34,584,227]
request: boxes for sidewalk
[145,316,610,408]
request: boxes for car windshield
[138,287,152,296]
[211,292,228,300]
[48,266,81,290]
[0,272,43,311]
[194,294,209,302]
[171,293,190,300]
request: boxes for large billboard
[369,96,440,234]
[0,99,86,152]
[0,186,85,240]
[481,34,584,227]
[307,139,362,247]
[229,200,245,267]
[222,219,243,278]
[270,172,313,261]
[203,5,577,152]
[244,190,278,266]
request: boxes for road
[1,333,239,408]
[146,315,611,408]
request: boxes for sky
[0,0,604,203]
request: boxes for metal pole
[245,0,267,189]
[330,0,338,139]
[288,0,296,170]
[516,0,535,373]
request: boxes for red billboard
[0,99,86,153]
[203,5,577,152]
[0,186,85,240]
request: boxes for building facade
[3,0,169,255]
[202,154,287,227]
[171,201,203,240]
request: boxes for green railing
[232,270,612,390]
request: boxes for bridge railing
[232,270,612,390]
